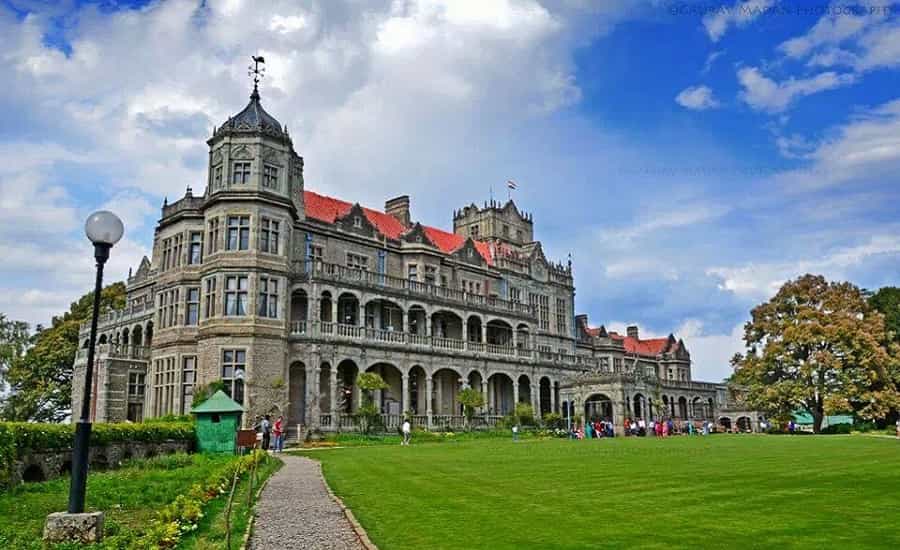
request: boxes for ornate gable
[335,203,377,238]
[453,238,486,266]
[231,144,253,160]
[402,223,435,247]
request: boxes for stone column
[512,330,518,349]
[331,300,338,325]
[426,376,433,430]
[481,324,488,344]
[435,375,443,415]
[462,319,468,343]
[532,384,539,419]
[481,380,489,414]
[305,365,316,427]
[401,374,410,415]
[513,378,519,410]
[330,367,338,422]
[551,382,557,414]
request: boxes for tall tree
[0,314,31,396]
[732,274,899,433]
[869,287,900,342]
[1,282,126,422]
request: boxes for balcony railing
[76,344,150,361]
[293,260,536,318]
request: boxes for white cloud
[675,320,745,382]
[702,50,725,74]
[775,97,900,189]
[707,234,900,299]
[702,0,774,42]
[675,85,720,110]
[737,66,855,112]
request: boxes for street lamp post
[68,211,124,514]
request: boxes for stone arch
[487,372,515,415]
[337,293,360,325]
[585,393,614,422]
[691,396,704,419]
[516,323,530,349]
[678,396,688,419]
[432,367,462,415]
[98,334,108,345]
[144,321,153,347]
[22,463,46,483]
[364,299,403,331]
[319,291,333,322]
[553,380,560,413]
[366,362,403,413]
[737,416,752,432]
[407,305,427,335]
[707,398,715,419]
[121,328,129,348]
[539,376,552,416]
[517,374,531,405]
[718,417,732,431]
[466,315,483,342]
[487,319,513,346]
[289,361,307,426]
[337,359,359,413]
[632,393,646,419]
[291,288,309,324]
[408,365,427,414]
[430,310,463,339]
[82,338,90,349]
[131,324,143,347]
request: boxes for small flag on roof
[507,180,518,190]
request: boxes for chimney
[575,314,588,328]
[385,195,411,226]
[627,325,639,340]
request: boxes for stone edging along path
[247,453,376,550]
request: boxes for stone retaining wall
[12,439,192,486]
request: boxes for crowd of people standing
[569,417,716,439]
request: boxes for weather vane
[248,55,266,94]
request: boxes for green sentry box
[190,390,244,454]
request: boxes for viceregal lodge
[72,82,759,438]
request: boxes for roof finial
[248,54,266,100]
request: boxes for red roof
[303,190,493,265]
[608,332,671,355]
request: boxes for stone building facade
[72,84,751,436]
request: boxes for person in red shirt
[273,415,284,452]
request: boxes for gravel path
[249,454,366,550]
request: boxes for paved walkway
[249,454,366,550]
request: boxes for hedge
[0,421,195,487]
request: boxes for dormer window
[262,164,279,189]
[353,216,362,228]
[232,162,251,185]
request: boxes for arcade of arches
[283,358,562,428]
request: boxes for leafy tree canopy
[1,282,126,422]
[731,274,900,433]
[868,286,900,343]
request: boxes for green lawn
[303,435,900,549]
[0,453,235,549]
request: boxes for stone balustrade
[293,260,536,318]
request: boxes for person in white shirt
[401,420,411,445]
[512,424,519,442]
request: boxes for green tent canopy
[791,410,853,428]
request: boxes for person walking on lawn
[402,419,412,445]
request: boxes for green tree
[732,274,899,433]
[869,287,900,342]
[514,402,535,426]
[458,387,485,429]
[355,372,389,435]
[0,314,30,394]
[1,282,126,422]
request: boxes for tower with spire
[205,55,305,218]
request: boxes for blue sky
[1,0,898,382]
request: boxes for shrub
[542,412,564,430]
[820,423,852,434]
[514,403,536,426]
[0,421,195,487]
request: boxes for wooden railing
[293,260,536,318]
